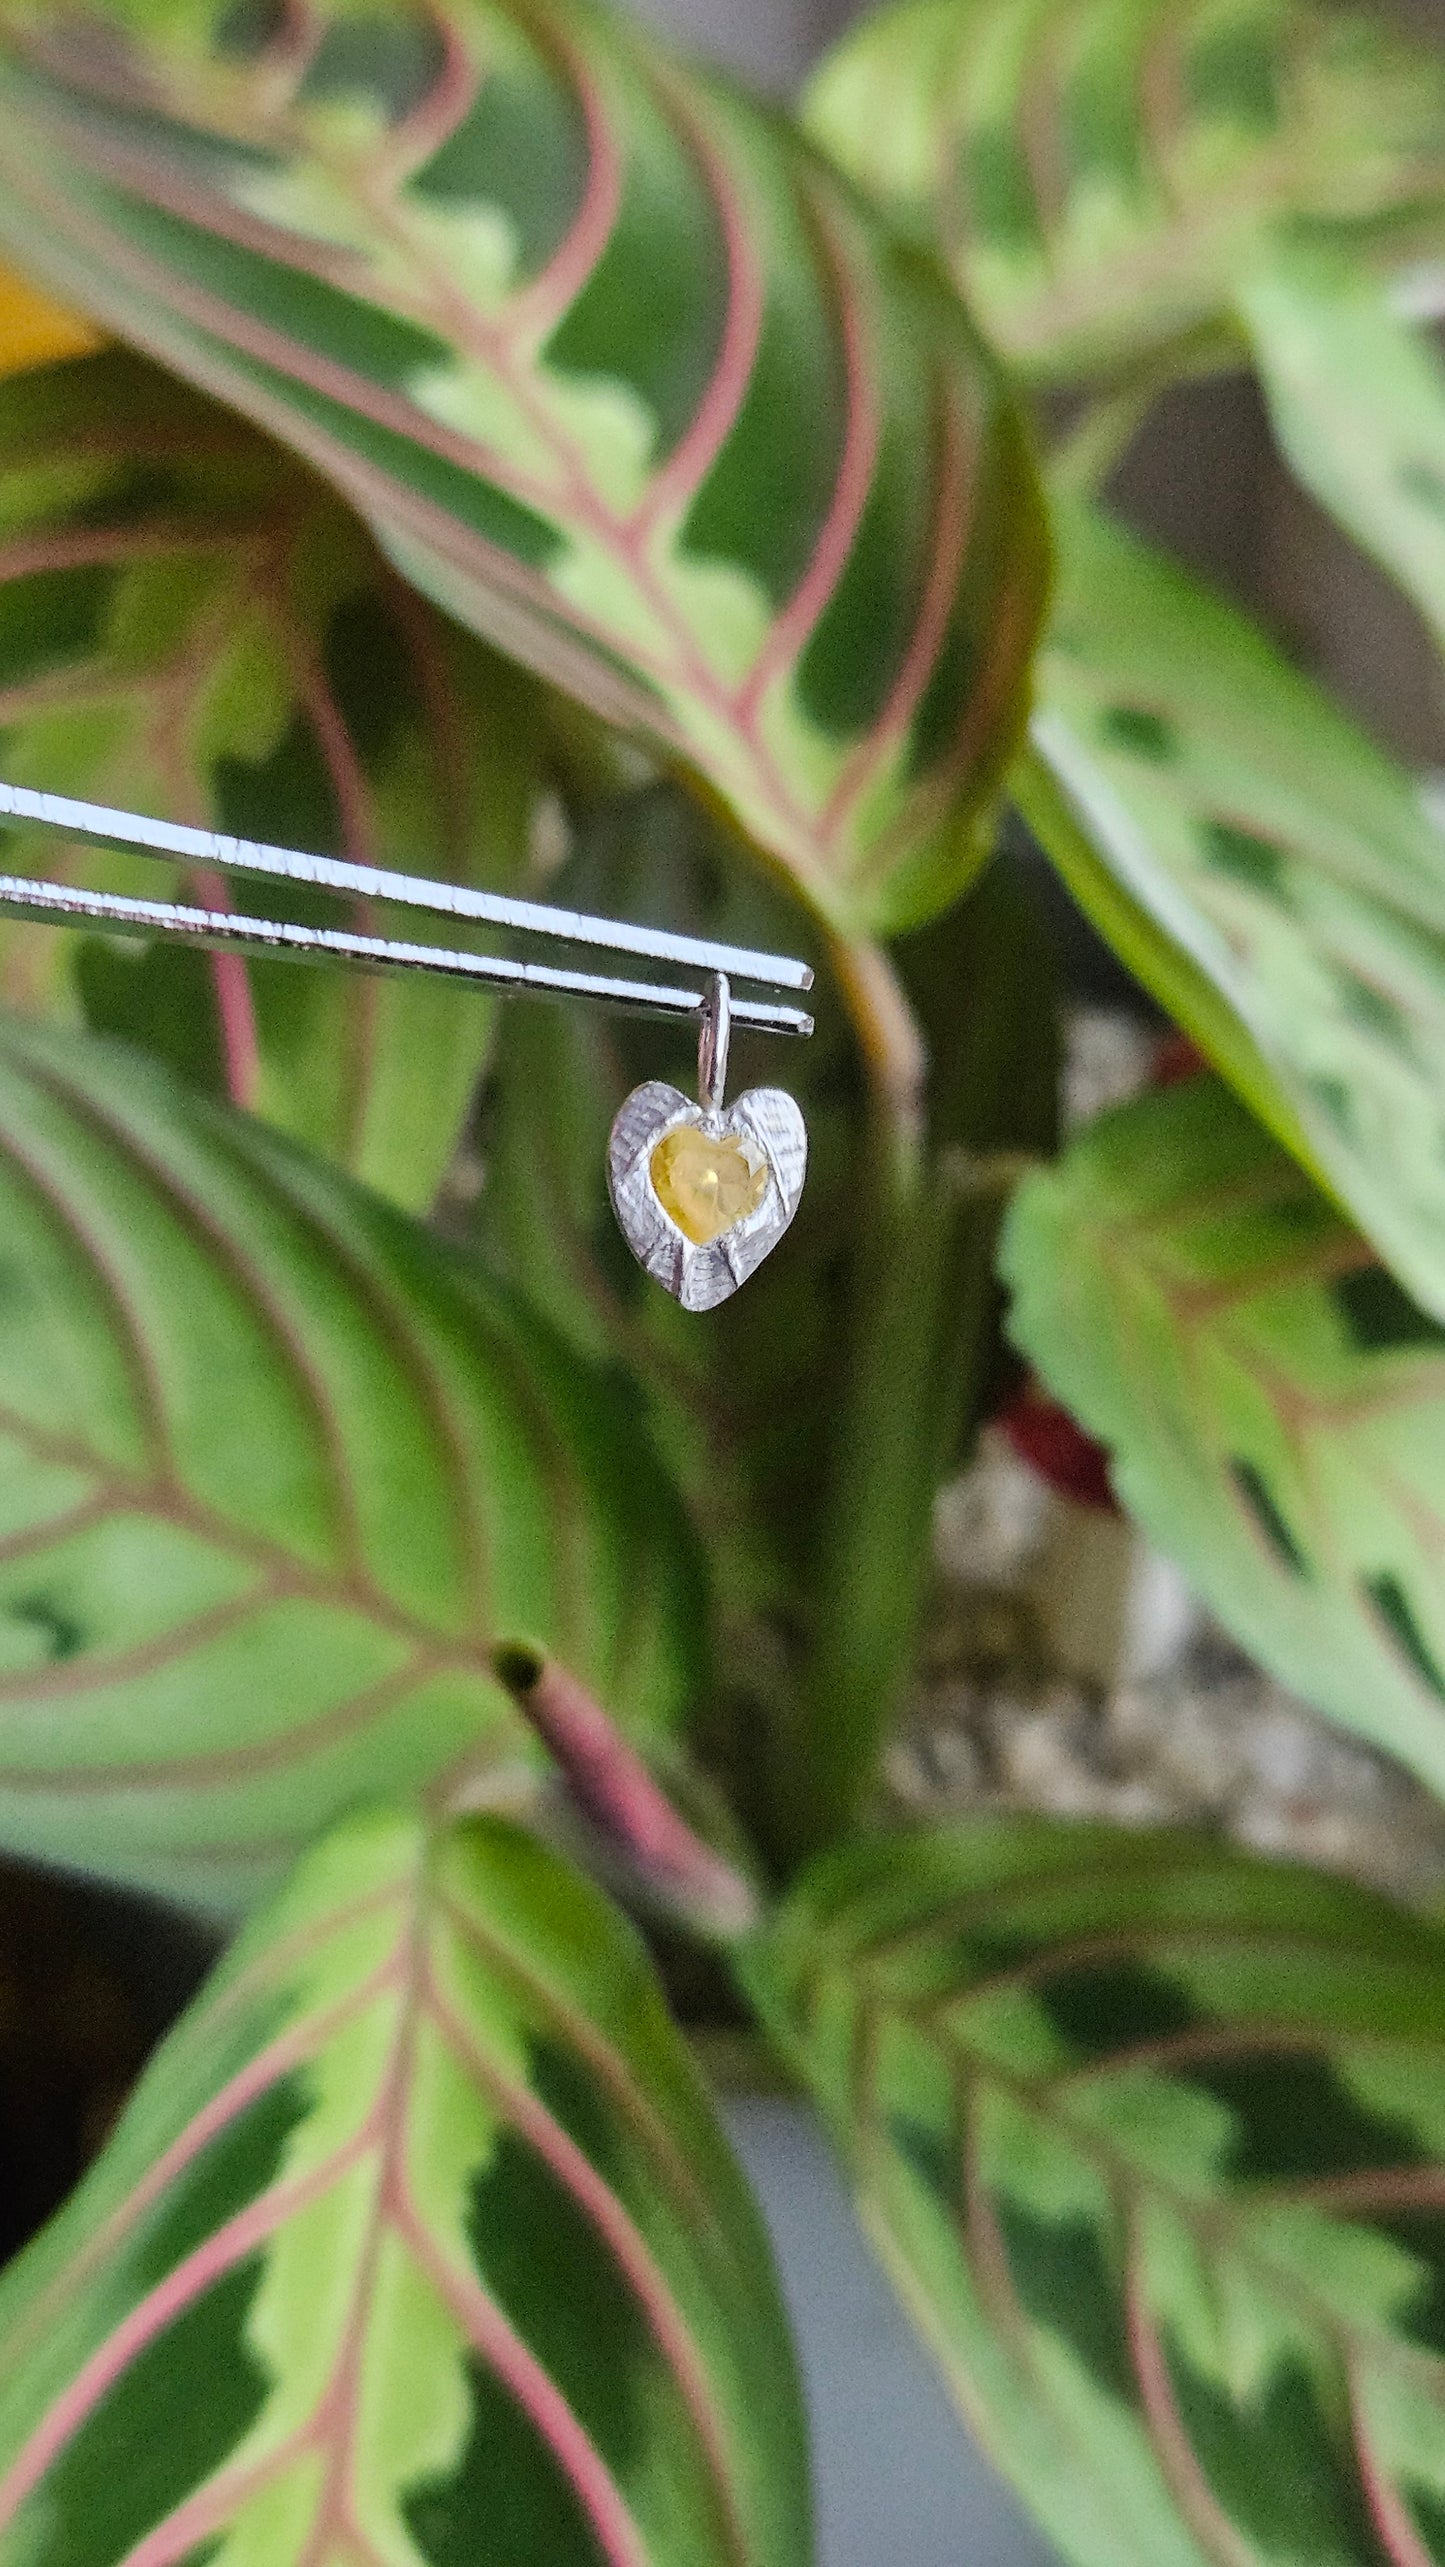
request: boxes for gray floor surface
[726,2101,1062,2567]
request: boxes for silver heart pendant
[608,1079,807,1310]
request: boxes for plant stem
[487,1643,758,1938]
[826,929,927,1171]
[772,931,946,1866]
[1049,381,1160,498]
[1048,325,1243,499]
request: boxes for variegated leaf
[748,1813,1445,2567]
[0,1007,697,1912]
[1240,242,1445,657]
[0,342,541,1215]
[1001,1072,1445,1802]
[0,0,1047,937]
[0,1806,810,2567]
[1019,498,1445,1324]
[805,0,1445,384]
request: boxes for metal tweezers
[0,781,814,1040]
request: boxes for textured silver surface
[608,1080,808,1311]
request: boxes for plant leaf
[804,0,1445,384]
[1021,498,1445,1323]
[1240,241,1445,654]
[0,1006,698,1911]
[0,252,100,374]
[0,1805,810,2567]
[0,0,1048,937]
[1002,1071,1445,1801]
[748,1810,1445,2567]
[0,342,542,1214]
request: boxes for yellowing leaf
[0,252,99,376]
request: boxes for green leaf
[1001,1072,1445,1801]
[1240,242,1445,655]
[0,1007,698,1911]
[0,0,1048,937]
[0,343,541,1215]
[805,0,1445,384]
[1022,498,1445,1323]
[0,1805,810,2567]
[748,1811,1445,2567]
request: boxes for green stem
[1048,324,1244,498]
[1049,379,1160,498]
[771,932,946,1866]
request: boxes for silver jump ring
[698,971,731,1117]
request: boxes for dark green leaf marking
[1406,2485,1445,2559]
[410,55,590,282]
[961,125,1043,257]
[680,258,849,610]
[463,2047,649,2480]
[1200,2054,1429,2185]
[214,0,288,57]
[82,183,454,389]
[23,2266,272,2567]
[1166,2343,1389,2567]
[1333,1268,1445,1355]
[1338,972,1414,1050]
[797,323,933,737]
[297,9,448,118]
[1203,821,1288,894]
[1099,705,1178,762]
[995,2201,1137,2406]
[214,710,344,868]
[130,2079,310,2291]
[0,567,115,691]
[1035,1959,1202,2059]
[543,85,729,466]
[403,2354,614,2567]
[1,1595,85,1662]
[1230,1459,1308,1575]
[1184,17,1281,132]
[1365,1573,1445,1704]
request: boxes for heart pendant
[608,1080,807,1310]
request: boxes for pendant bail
[698,971,731,1116]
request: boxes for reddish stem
[491,1646,756,1939]
[190,865,260,1108]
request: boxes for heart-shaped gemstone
[649,1124,769,1244]
[608,1081,807,1311]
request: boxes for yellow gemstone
[650,1124,769,1245]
